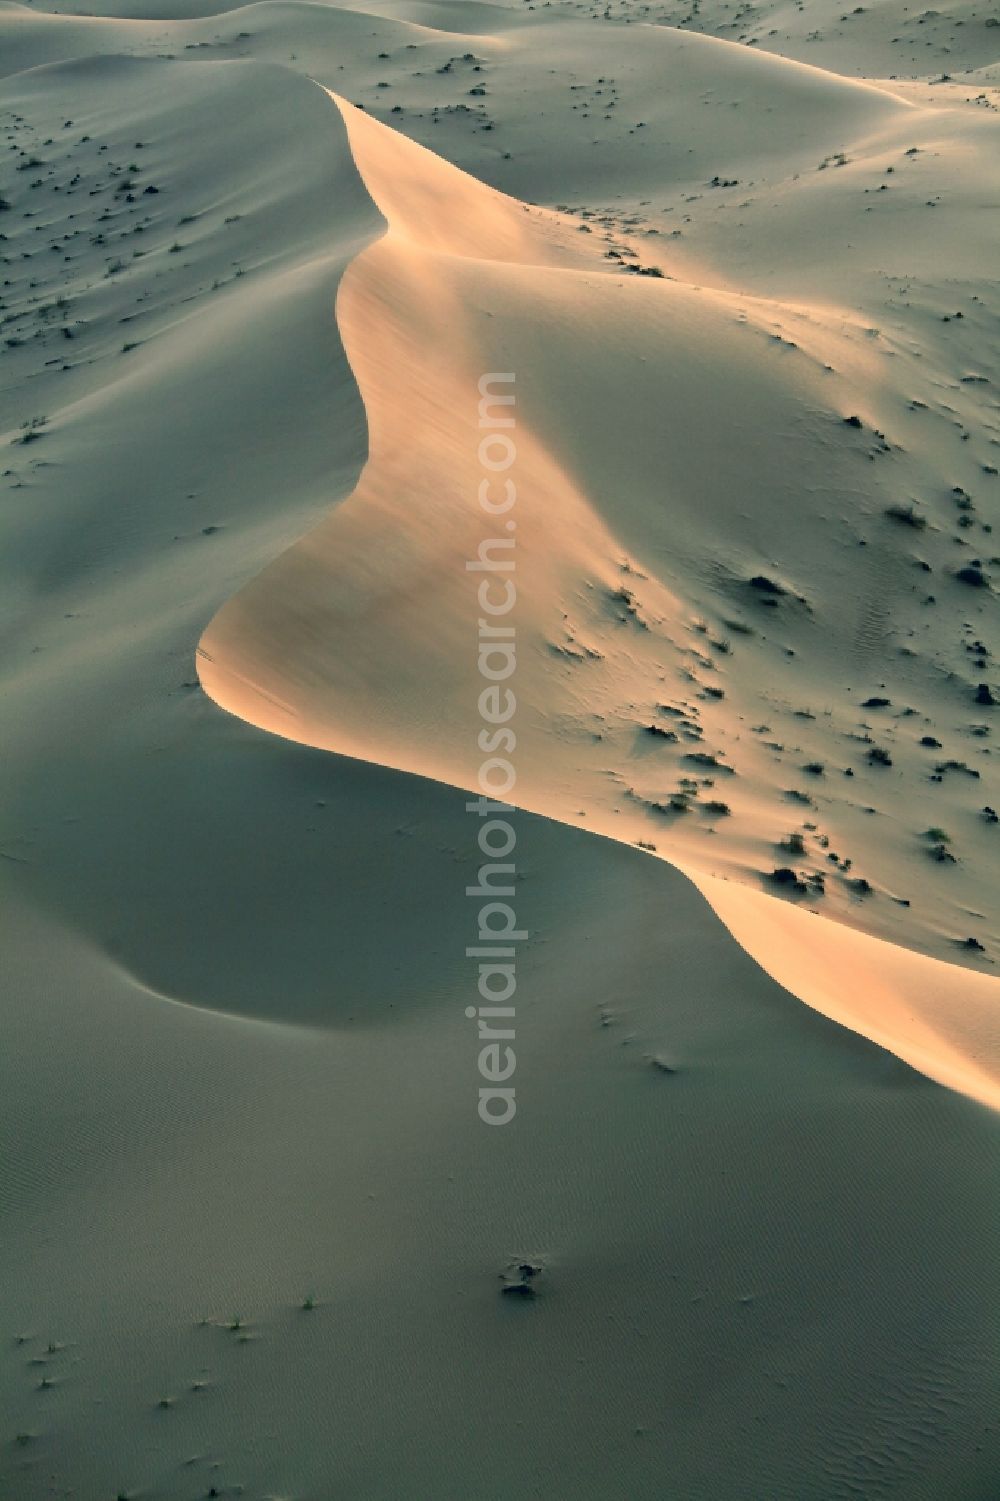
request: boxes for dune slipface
[1,1,998,1498]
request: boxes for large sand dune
[1,0,998,1495]
[199,85,1000,1103]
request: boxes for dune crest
[197,86,1000,1111]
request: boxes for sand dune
[2,0,999,1495]
[197,84,1000,1107]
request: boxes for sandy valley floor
[1,0,999,1495]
